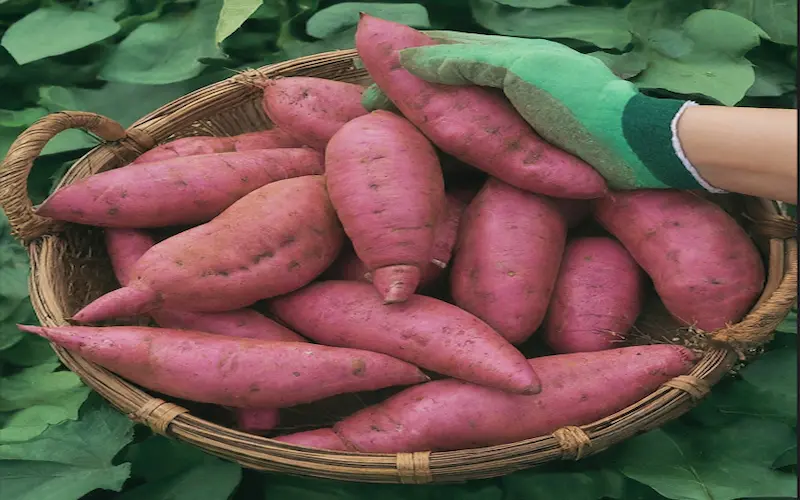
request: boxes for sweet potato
[325,110,446,303]
[325,193,467,287]
[235,409,281,433]
[18,325,429,408]
[260,77,367,150]
[105,228,304,432]
[332,345,696,452]
[545,237,645,353]
[132,129,303,164]
[355,15,606,199]
[73,176,344,323]
[270,281,541,394]
[450,179,567,344]
[324,245,371,283]
[106,228,305,342]
[429,194,468,269]
[37,148,324,228]
[274,428,350,451]
[593,190,765,331]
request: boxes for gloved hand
[364,31,723,193]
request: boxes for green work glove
[387,31,722,192]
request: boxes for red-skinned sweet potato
[73,176,344,323]
[105,228,305,432]
[593,190,765,331]
[325,193,467,287]
[330,345,696,452]
[132,129,303,164]
[325,110,446,303]
[355,15,606,199]
[544,237,645,353]
[260,77,367,150]
[270,281,541,394]
[18,325,429,409]
[450,179,567,344]
[37,148,324,228]
[274,428,349,451]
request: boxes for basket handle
[0,112,129,242]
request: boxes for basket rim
[5,49,799,483]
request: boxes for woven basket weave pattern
[0,50,796,484]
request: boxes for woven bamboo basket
[0,50,797,484]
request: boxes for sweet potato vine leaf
[693,345,797,426]
[1,6,120,65]
[629,7,768,105]
[117,434,241,500]
[470,0,632,50]
[216,0,267,44]
[0,397,134,500]
[714,0,798,46]
[612,417,798,500]
[502,465,625,500]
[306,2,430,39]
[100,0,224,84]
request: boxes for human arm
[677,106,798,203]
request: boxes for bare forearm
[677,106,798,204]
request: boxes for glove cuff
[670,101,726,193]
[623,95,725,193]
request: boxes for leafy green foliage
[613,418,798,500]
[0,362,88,412]
[502,465,626,499]
[630,7,767,105]
[307,3,430,39]
[117,435,241,500]
[0,1,795,500]
[716,0,798,46]
[1,6,120,65]
[470,0,633,49]
[216,0,265,43]
[693,343,797,426]
[0,396,134,500]
[100,0,224,84]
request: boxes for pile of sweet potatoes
[17,15,766,453]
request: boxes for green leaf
[0,300,36,351]
[216,0,265,43]
[0,397,134,500]
[503,467,625,500]
[100,0,225,84]
[1,6,120,65]
[0,108,46,128]
[590,50,649,79]
[0,388,90,443]
[306,3,430,39]
[775,308,797,334]
[259,473,505,500]
[773,445,797,469]
[117,435,241,500]
[494,0,573,7]
[626,0,705,35]
[715,0,798,46]
[705,347,797,424]
[470,0,632,50]
[39,80,200,128]
[632,9,767,105]
[84,0,128,19]
[0,335,57,367]
[0,361,87,412]
[614,418,797,500]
